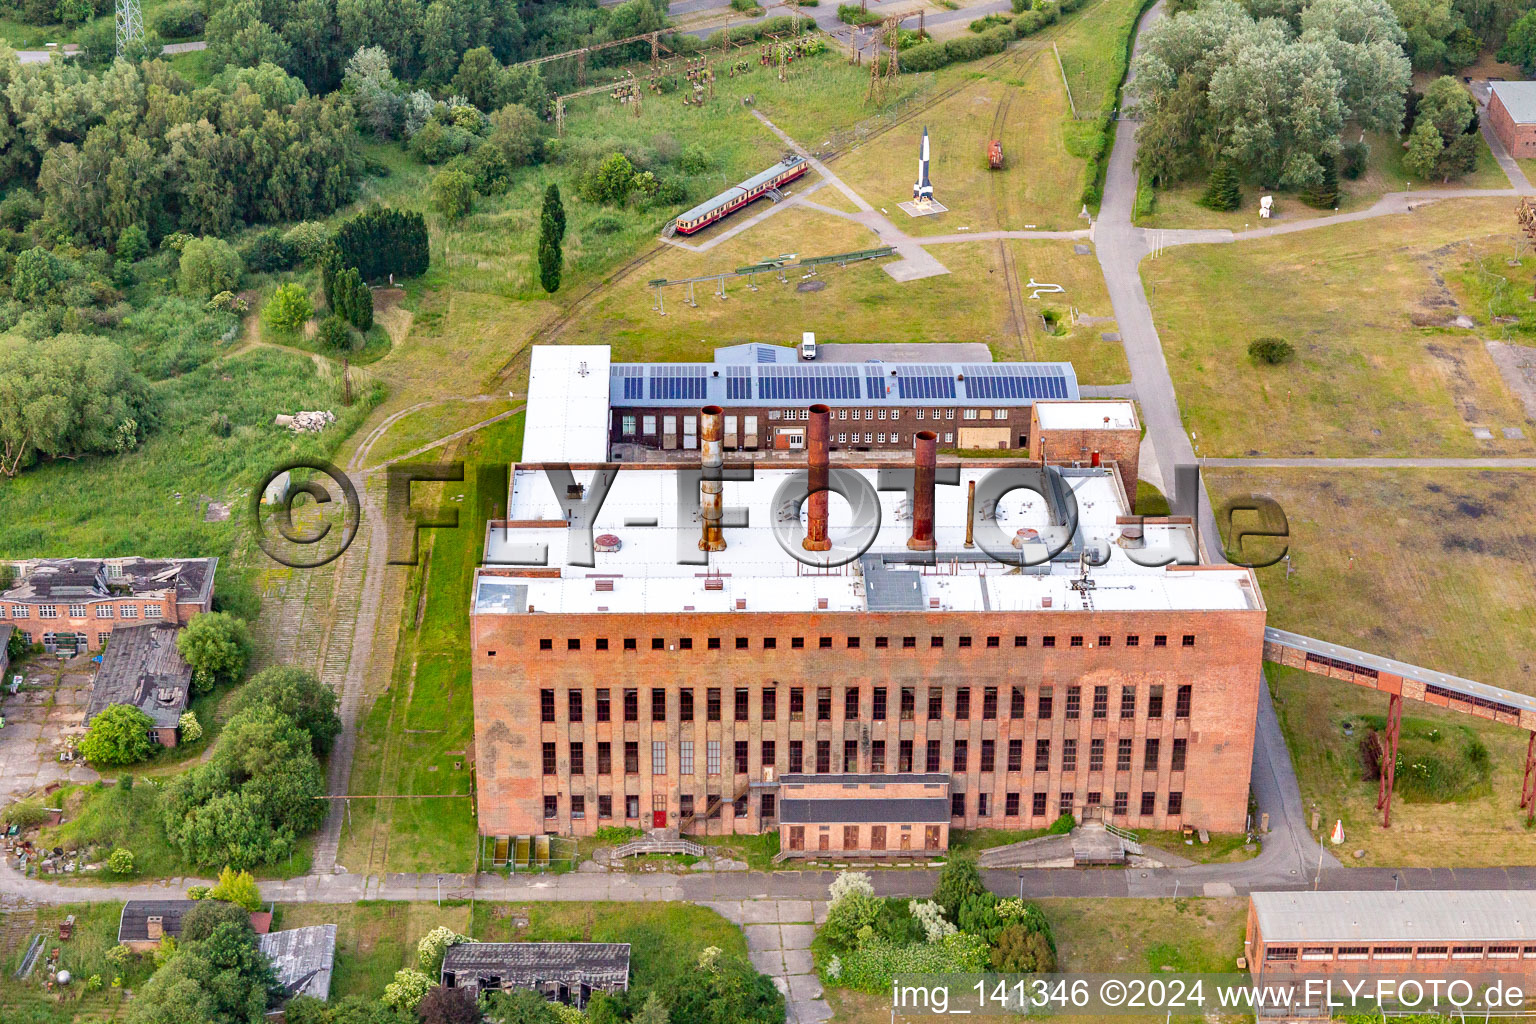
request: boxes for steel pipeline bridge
[1262,627,1536,827]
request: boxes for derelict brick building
[469,348,1267,850]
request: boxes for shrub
[181,898,252,940]
[177,612,253,694]
[178,711,203,743]
[993,923,1056,971]
[262,283,314,333]
[115,224,151,263]
[431,169,476,222]
[874,899,925,945]
[152,0,205,37]
[1248,337,1295,365]
[107,847,135,874]
[957,892,1005,943]
[282,222,334,265]
[315,315,355,351]
[211,865,263,910]
[187,885,212,899]
[2,800,49,828]
[1340,140,1368,180]
[908,899,956,942]
[1046,812,1075,835]
[242,229,297,273]
[418,926,470,975]
[418,985,481,1024]
[79,705,156,766]
[178,237,242,299]
[834,932,991,993]
[822,890,881,951]
[382,968,433,1012]
[829,870,875,905]
[933,857,984,918]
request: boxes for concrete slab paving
[782,948,815,974]
[745,924,783,951]
[778,900,814,923]
[780,923,816,947]
[750,949,786,975]
[791,997,834,1024]
[742,901,780,924]
[786,974,824,1000]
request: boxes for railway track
[493,242,667,383]
[985,87,1039,361]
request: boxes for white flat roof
[522,346,611,463]
[475,463,1259,616]
[1252,890,1536,945]
[1034,399,1138,431]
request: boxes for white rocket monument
[913,126,933,204]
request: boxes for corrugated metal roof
[1251,890,1536,944]
[1492,81,1536,124]
[259,925,336,1002]
[441,942,630,987]
[779,797,951,823]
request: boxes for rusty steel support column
[964,479,976,548]
[909,431,937,551]
[803,403,831,552]
[1377,692,1403,827]
[1521,730,1536,824]
[699,405,726,552]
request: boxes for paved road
[14,39,205,63]
[1201,457,1536,468]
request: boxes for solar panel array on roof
[611,365,644,401]
[648,365,708,401]
[961,364,1072,400]
[726,365,752,400]
[895,365,957,400]
[864,367,888,400]
[758,364,862,401]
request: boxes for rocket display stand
[899,125,948,218]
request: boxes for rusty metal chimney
[908,431,937,551]
[700,405,726,552]
[803,403,831,552]
[964,479,976,548]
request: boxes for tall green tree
[538,182,563,293]
[176,612,254,693]
[0,334,152,477]
[231,665,341,756]
[79,705,156,766]
[1199,159,1242,210]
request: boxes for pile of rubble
[274,410,335,432]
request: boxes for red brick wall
[472,601,1266,838]
[1488,92,1536,160]
[1029,412,1142,498]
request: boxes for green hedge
[898,0,1092,74]
[700,15,819,48]
[1077,0,1159,207]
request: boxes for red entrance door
[653,810,666,828]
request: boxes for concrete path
[749,109,951,281]
[14,39,205,63]
[705,900,831,1024]
[1200,457,1536,469]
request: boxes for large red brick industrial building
[470,347,1267,851]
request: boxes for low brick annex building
[1246,890,1536,981]
[0,556,216,654]
[1487,81,1536,160]
[469,349,1267,847]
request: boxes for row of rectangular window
[542,789,1185,821]
[1265,945,1536,963]
[3,603,160,620]
[539,633,1197,652]
[541,684,1194,724]
[542,735,1188,777]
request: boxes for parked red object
[988,139,1004,170]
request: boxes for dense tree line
[334,206,431,281]
[161,666,339,869]
[1129,0,1411,189]
[0,55,362,249]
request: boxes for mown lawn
[1143,197,1536,457]
[337,413,524,875]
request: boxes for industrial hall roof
[1250,890,1536,944]
[2,556,216,606]
[609,345,1079,409]
[441,942,631,987]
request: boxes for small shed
[1487,82,1536,159]
[259,924,337,1004]
[85,624,192,747]
[118,900,272,952]
[440,942,630,1008]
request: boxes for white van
[800,332,817,360]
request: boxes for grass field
[1138,129,1510,230]
[832,0,1144,235]
[575,214,1129,382]
[270,900,750,1002]
[337,413,525,875]
[1207,467,1536,861]
[0,901,149,1024]
[1144,197,1536,457]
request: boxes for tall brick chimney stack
[908,430,938,551]
[803,403,832,552]
[699,405,726,552]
